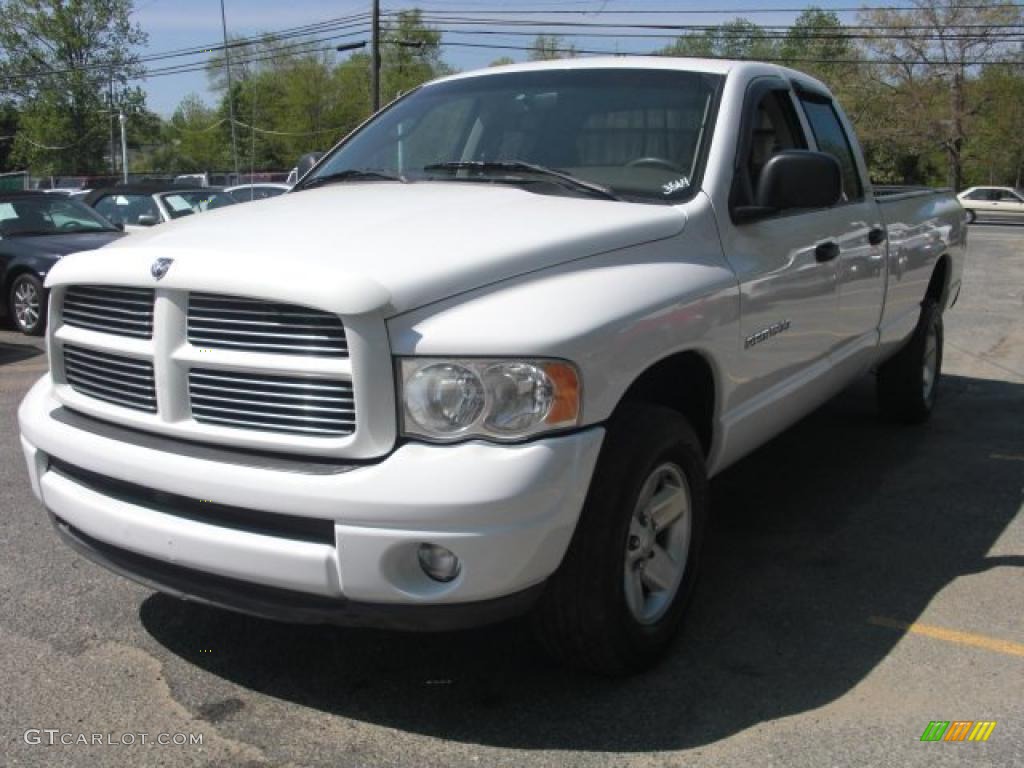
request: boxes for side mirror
[757,150,842,211]
[113,219,125,232]
[295,151,325,182]
[735,150,842,223]
[136,214,158,227]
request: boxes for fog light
[417,543,461,583]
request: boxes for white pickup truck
[19,58,965,674]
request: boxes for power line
[426,26,1024,43]
[0,26,372,84]
[4,7,1023,88]
[385,4,1024,13]
[405,13,1024,34]
[0,17,373,84]
[436,39,1024,66]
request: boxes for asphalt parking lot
[1,223,1022,768]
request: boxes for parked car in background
[957,186,1024,223]
[173,173,209,187]
[225,183,291,203]
[0,191,125,335]
[83,185,238,232]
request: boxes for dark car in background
[0,191,126,335]
[83,184,238,232]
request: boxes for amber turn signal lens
[543,362,581,425]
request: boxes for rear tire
[9,273,47,336]
[877,299,943,424]
[532,404,708,675]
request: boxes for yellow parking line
[990,453,1024,462]
[868,616,1024,658]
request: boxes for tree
[859,0,1023,190]
[529,35,578,61]
[193,10,451,171]
[779,9,855,84]
[659,19,777,60]
[489,56,516,67]
[965,65,1024,186]
[0,100,19,172]
[0,0,147,174]
[380,9,451,101]
[146,94,228,173]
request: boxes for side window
[964,189,989,200]
[94,195,159,226]
[798,96,864,202]
[749,91,806,193]
[736,89,807,207]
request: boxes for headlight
[399,358,581,442]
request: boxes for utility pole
[220,0,241,180]
[108,69,117,176]
[119,112,128,183]
[371,0,381,112]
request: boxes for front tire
[9,273,47,336]
[965,209,976,224]
[877,299,943,423]
[533,404,708,675]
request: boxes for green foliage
[965,66,1024,187]
[858,0,1023,188]
[659,19,777,60]
[0,100,19,171]
[0,0,147,174]
[3,0,1024,188]
[189,10,449,171]
[142,93,228,173]
[529,35,578,61]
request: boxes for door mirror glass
[136,214,158,227]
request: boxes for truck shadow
[0,340,44,366]
[140,372,1023,751]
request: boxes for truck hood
[47,183,686,316]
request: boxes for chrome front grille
[62,285,154,338]
[188,368,355,437]
[62,344,156,413]
[187,293,348,357]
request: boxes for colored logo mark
[921,721,997,742]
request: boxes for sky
[133,0,869,116]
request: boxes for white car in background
[83,185,238,232]
[957,186,1024,223]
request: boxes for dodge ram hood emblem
[151,257,174,280]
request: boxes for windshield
[0,196,119,236]
[160,190,237,219]
[303,68,722,203]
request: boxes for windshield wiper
[299,168,407,189]
[423,160,621,202]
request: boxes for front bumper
[19,378,604,627]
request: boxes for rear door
[794,88,887,372]
[989,188,1024,220]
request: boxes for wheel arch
[925,253,951,308]
[614,349,717,458]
